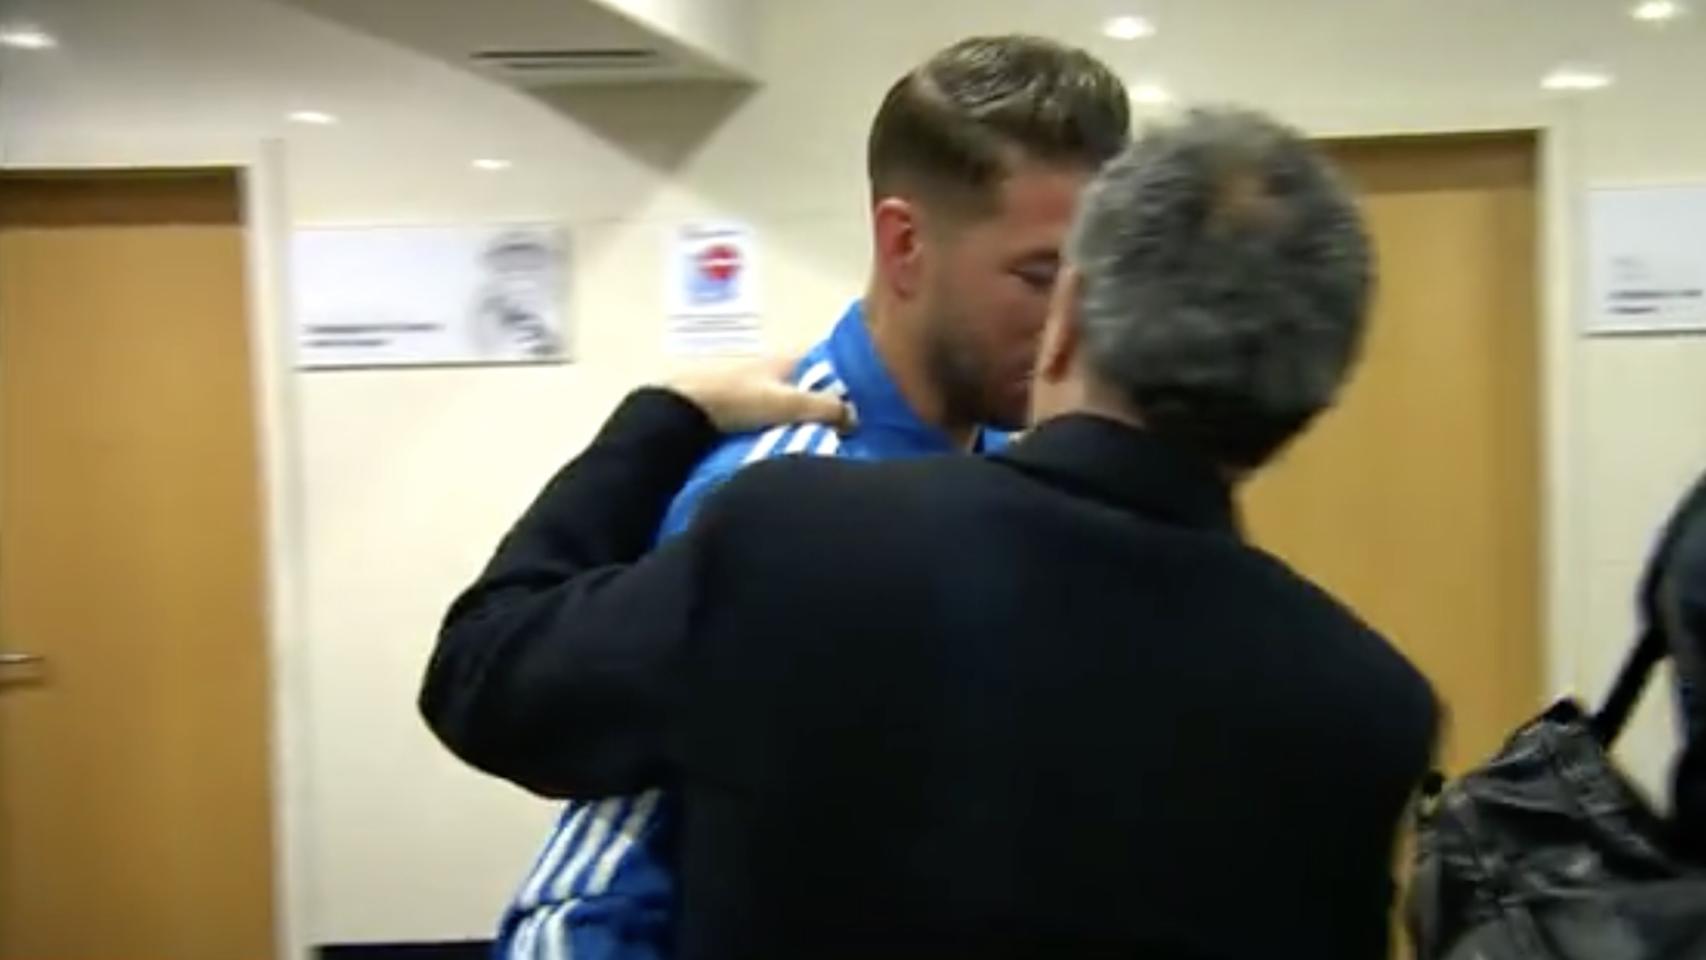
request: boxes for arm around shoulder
[419,388,719,797]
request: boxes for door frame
[1,101,1591,958]
[2,141,311,960]
[1303,100,1587,712]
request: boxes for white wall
[3,0,1704,951]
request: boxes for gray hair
[1067,108,1372,469]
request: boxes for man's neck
[862,288,980,450]
[1069,384,1146,431]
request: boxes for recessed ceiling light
[1541,67,1615,91]
[1102,15,1156,41]
[1131,82,1173,105]
[471,158,513,172]
[1632,0,1685,21]
[1541,66,1615,91]
[0,26,56,50]
[287,110,338,126]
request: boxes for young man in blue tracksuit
[492,302,1008,959]
[441,34,1132,959]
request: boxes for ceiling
[4,0,1702,161]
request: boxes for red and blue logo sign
[688,240,745,307]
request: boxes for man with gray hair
[1033,107,1375,469]
[423,108,1438,959]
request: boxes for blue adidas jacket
[493,301,1004,959]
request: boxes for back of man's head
[868,36,1131,216]
[1067,108,1372,470]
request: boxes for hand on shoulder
[664,355,856,436]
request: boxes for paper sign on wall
[1586,186,1706,336]
[666,223,762,355]
[292,224,570,369]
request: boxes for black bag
[1407,474,1706,960]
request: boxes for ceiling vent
[473,47,665,79]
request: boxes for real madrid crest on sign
[292,223,570,369]
[689,239,745,308]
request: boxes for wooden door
[1245,134,1543,776]
[0,172,276,959]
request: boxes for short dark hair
[867,36,1131,216]
[1068,108,1373,470]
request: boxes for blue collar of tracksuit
[827,301,1006,456]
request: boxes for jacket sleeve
[419,387,721,798]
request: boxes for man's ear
[873,197,924,300]
[1037,266,1084,382]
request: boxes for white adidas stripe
[743,425,790,464]
[518,805,586,910]
[528,791,661,959]
[785,424,821,454]
[587,789,663,894]
[511,908,548,960]
[796,359,834,392]
[540,901,573,960]
[548,797,623,901]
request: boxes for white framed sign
[292,223,570,369]
[665,222,762,355]
[1586,185,1706,336]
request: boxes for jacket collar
[997,414,1238,534]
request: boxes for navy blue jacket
[422,388,1437,960]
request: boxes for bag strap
[1593,624,1666,745]
[1593,472,1706,745]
